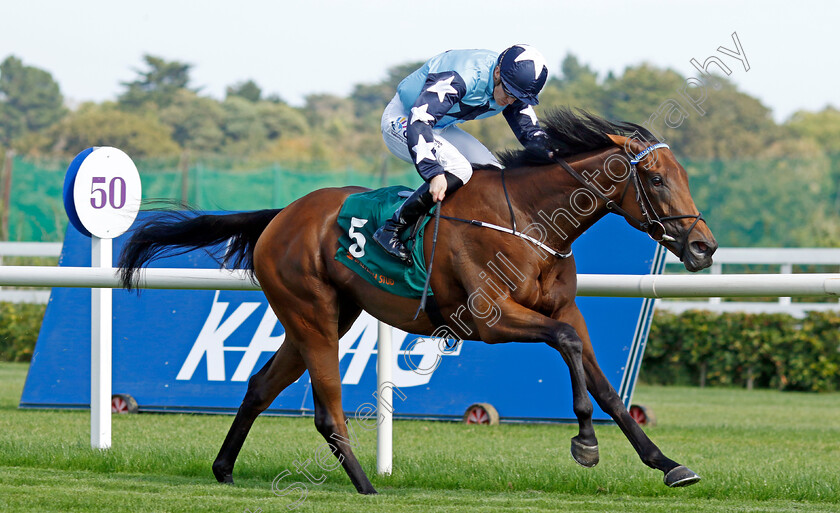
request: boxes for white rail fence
[4,244,840,317]
[0,242,62,303]
[658,248,840,317]
[1,266,839,298]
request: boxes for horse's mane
[488,108,661,169]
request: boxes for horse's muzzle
[682,238,717,272]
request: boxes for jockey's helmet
[497,44,549,106]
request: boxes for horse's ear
[606,134,627,147]
[607,134,645,155]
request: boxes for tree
[226,80,262,103]
[783,106,840,220]
[682,150,837,247]
[221,96,268,155]
[304,94,355,137]
[52,102,180,158]
[119,55,195,110]
[555,54,599,85]
[539,54,608,120]
[0,56,66,150]
[602,63,686,125]
[596,63,777,160]
[257,101,308,140]
[667,79,778,160]
[159,90,225,153]
[350,82,391,127]
[785,106,840,154]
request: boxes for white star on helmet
[514,45,548,80]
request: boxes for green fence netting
[1,157,420,241]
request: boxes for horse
[118,108,717,494]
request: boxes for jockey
[374,44,553,263]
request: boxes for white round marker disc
[72,147,142,239]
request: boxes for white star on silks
[426,76,458,102]
[412,134,437,164]
[410,104,436,124]
[520,106,539,125]
[515,46,548,79]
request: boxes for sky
[2,0,837,123]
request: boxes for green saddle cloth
[335,186,432,298]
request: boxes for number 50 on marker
[64,147,142,239]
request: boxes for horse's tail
[117,209,282,290]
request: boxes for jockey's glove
[525,133,555,162]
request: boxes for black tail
[117,209,282,290]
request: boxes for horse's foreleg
[546,323,599,468]
[213,340,305,484]
[476,302,597,465]
[562,305,701,487]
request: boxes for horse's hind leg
[300,330,377,494]
[310,385,377,494]
[213,340,306,484]
[562,305,701,487]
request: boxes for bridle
[553,143,706,262]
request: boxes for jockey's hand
[527,133,555,161]
[429,174,447,202]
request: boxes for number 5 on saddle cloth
[335,186,435,298]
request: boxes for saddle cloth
[335,186,433,298]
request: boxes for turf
[1,362,838,512]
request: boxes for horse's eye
[651,175,664,187]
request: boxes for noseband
[554,143,706,262]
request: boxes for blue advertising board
[21,212,663,422]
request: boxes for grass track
[1,362,838,512]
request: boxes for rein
[415,201,441,320]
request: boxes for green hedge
[643,310,840,392]
[0,302,46,362]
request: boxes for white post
[376,321,392,475]
[779,263,793,306]
[708,262,723,304]
[91,236,112,449]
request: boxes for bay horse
[118,109,717,494]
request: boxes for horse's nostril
[690,240,715,256]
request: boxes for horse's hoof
[358,485,378,495]
[215,473,234,485]
[570,438,599,468]
[212,462,234,484]
[215,472,234,485]
[664,465,701,487]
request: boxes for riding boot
[373,181,436,263]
